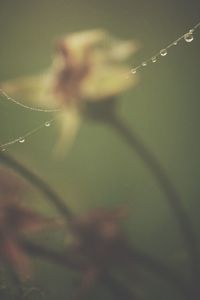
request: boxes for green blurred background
[0,0,200,299]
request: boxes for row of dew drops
[0,21,200,152]
[0,119,54,152]
[130,23,199,75]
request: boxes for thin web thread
[0,89,61,112]
[0,20,200,150]
[0,118,55,150]
[129,21,200,74]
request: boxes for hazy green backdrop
[0,1,200,299]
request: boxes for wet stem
[0,152,73,222]
[0,152,193,299]
[19,238,192,299]
[106,112,200,294]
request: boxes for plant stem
[0,152,73,222]
[20,238,191,299]
[107,113,199,291]
[20,240,138,300]
[19,238,82,270]
[0,151,193,298]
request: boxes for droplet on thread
[131,68,137,74]
[184,32,194,43]
[173,41,178,46]
[151,56,157,63]
[142,62,147,67]
[19,137,25,143]
[160,49,168,56]
[45,121,51,127]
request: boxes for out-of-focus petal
[82,65,137,101]
[0,73,58,109]
[0,29,139,153]
[54,105,81,156]
[109,40,139,61]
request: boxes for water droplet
[160,49,168,56]
[142,62,147,67]
[45,121,51,127]
[184,32,194,43]
[189,29,194,34]
[151,56,157,63]
[131,68,137,74]
[19,137,25,143]
[173,41,178,46]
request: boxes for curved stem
[0,152,73,222]
[107,113,199,291]
[20,240,138,300]
[20,238,191,299]
[0,151,194,298]
[19,239,82,270]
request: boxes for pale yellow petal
[0,72,58,109]
[82,66,138,101]
[53,104,81,157]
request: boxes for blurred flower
[0,29,138,153]
[0,167,63,280]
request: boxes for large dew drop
[131,68,137,74]
[142,61,147,67]
[160,49,168,56]
[151,56,157,63]
[45,121,51,127]
[184,32,194,43]
[19,137,25,143]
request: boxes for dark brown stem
[0,152,73,222]
[19,238,81,270]
[20,238,191,299]
[107,113,200,292]
[0,151,193,298]
[20,240,138,300]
